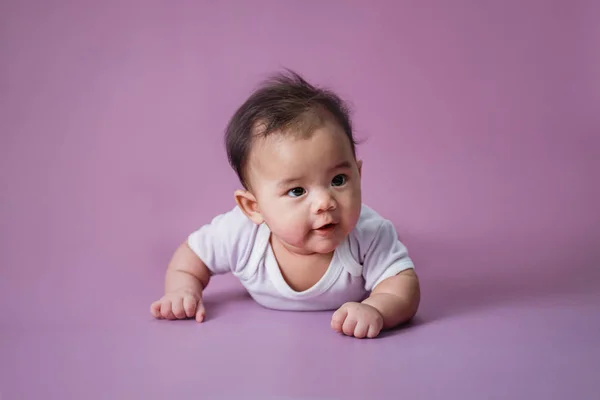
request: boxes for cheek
[338,191,362,225]
[338,189,360,211]
[268,219,309,247]
[261,202,307,236]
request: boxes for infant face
[246,119,362,255]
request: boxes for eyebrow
[329,161,352,171]
[277,177,302,189]
[276,161,352,188]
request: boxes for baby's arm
[361,268,420,329]
[331,269,419,338]
[150,241,212,322]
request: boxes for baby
[150,71,420,339]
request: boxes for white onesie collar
[261,229,348,299]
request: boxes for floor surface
[2,271,598,400]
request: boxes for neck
[270,234,331,258]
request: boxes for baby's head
[225,70,362,255]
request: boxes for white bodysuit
[187,204,414,311]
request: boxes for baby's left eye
[331,174,347,187]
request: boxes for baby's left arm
[361,268,420,329]
[330,269,420,338]
[331,214,420,338]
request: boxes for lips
[313,222,337,236]
[315,220,336,229]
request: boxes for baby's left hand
[331,302,384,339]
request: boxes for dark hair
[225,69,357,189]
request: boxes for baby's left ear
[357,159,363,177]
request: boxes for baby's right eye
[287,187,306,198]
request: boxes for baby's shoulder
[345,204,401,258]
[209,204,252,227]
[188,205,264,275]
[350,204,389,240]
[208,205,260,242]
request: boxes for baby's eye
[331,174,347,187]
[287,187,306,197]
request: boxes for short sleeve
[361,219,414,291]
[187,206,257,275]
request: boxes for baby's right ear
[234,189,264,225]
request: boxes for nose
[311,189,337,214]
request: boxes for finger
[183,295,197,318]
[331,317,343,332]
[353,320,369,339]
[172,297,186,319]
[150,301,162,318]
[195,301,206,323]
[342,315,358,336]
[367,322,382,338]
[160,299,174,319]
[331,306,348,322]
[331,306,348,332]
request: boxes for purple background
[1,1,599,399]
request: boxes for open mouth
[314,223,336,235]
[319,223,335,230]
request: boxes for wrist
[165,269,205,296]
[169,286,203,296]
[359,298,384,317]
[362,292,397,308]
[362,292,412,329]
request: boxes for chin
[310,240,342,254]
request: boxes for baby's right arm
[150,241,212,322]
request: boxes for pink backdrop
[1,1,599,399]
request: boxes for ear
[234,189,264,225]
[356,159,363,177]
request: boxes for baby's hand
[331,302,383,339]
[150,289,206,322]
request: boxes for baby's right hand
[150,289,206,322]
